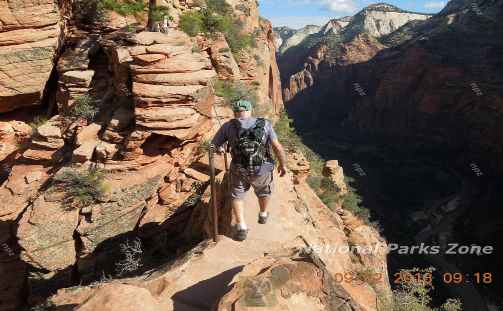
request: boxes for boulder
[61,70,95,87]
[133,30,190,46]
[323,160,348,195]
[216,250,362,311]
[17,196,80,271]
[76,123,102,146]
[72,140,98,162]
[208,33,241,80]
[287,152,310,183]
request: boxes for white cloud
[319,0,357,13]
[260,0,357,13]
[424,1,446,9]
[268,15,334,29]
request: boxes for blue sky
[258,0,448,29]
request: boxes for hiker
[211,99,288,241]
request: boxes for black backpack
[230,118,272,172]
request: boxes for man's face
[234,109,251,119]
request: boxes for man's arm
[211,123,228,153]
[271,138,287,177]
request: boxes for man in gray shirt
[212,99,288,241]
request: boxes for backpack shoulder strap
[254,118,266,129]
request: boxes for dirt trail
[157,171,308,310]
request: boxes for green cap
[232,99,252,112]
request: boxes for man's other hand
[277,164,287,177]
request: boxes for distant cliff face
[343,3,431,38]
[273,24,321,55]
[281,0,503,172]
[278,4,432,84]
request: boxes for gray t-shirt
[212,117,278,174]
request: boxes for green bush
[213,79,258,105]
[342,189,370,221]
[380,267,463,311]
[206,0,233,15]
[225,27,254,53]
[179,11,205,36]
[65,94,98,121]
[203,11,232,34]
[198,139,211,155]
[149,5,171,23]
[179,0,254,54]
[98,0,146,17]
[52,167,107,209]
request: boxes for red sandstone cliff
[0,1,388,310]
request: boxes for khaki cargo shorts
[230,167,273,200]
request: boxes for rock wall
[0,0,68,113]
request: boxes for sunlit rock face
[0,0,66,113]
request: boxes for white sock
[237,223,248,230]
[259,211,268,217]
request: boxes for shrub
[198,139,211,155]
[98,0,146,17]
[225,26,254,53]
[213,79,258,105]
[380,267,463,311]
[52,167,107,209]
[206,0,232,15]
[73,0,108,25]
[179,11,205,36]
[115,238,143,276]
[179,0,253,54]
[342,188,369,220]
[202,10,232,34]
[66,94,98,121]
[149,5,171,23]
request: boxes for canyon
[0,0,390,310]
[279,0,503,309]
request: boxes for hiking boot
[235,228,248,241]
[258,212,268,224]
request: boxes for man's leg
[258,196,270,213]
[230,169,250,236]
[252,170,273,223]
[232,198,247,229]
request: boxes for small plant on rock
[198,139,212,155]
[380,267,463,311]
[115,237,143,276]
[213,79,258,106]
[52,167,107,210]
[66,94,99,121]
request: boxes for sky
[258,0,448,29]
